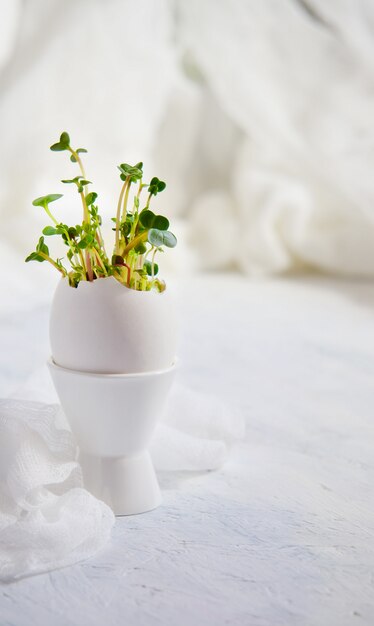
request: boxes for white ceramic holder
[48,358,176,516]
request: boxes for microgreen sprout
[26,132,177,291]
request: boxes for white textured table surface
[1,275,374,626]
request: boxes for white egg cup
[48,358,176,515]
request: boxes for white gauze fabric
[0,399,114,583]
[174,0,374,276]
[0,366,244,583]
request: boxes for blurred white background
[1,0,374,308]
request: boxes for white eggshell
[50,277,177,374]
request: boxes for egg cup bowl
[48,358,176,515]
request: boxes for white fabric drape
[0,366,244,583]
[174,0,374,276]
[1,0,374,281]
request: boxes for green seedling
[26,132,177,291]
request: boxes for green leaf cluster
[139,210,169,231]
[148,177,166,196]
[25,131,177,291]
[61,176,91,194]
[118,162,143,182]
[50,132,71,152]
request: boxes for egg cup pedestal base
[48,359,176,515]
[79,450,161,515]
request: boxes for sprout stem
[77,248,87,279]
[85,250,93,281]
[133,181,144,212]
[115,179,128,254]
[80,191,90,224]
[121,178,131,223]
[43,203,58,225]
[93,248,107,274]
[38,252,67,276]
[62,227,80,267]
[121,230,148,256]
[151,247,157,279]
[124,262,131,286]
[68,147,86,179]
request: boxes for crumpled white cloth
[173,0,374,277]
[0,399,114,583]
[0,367,244,583]
[3,0,374,283]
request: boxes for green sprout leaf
[139,209,155,229]
[61,176,82,185]
[148,228,177,248]
[68,226,78,238]
[162,231,177,248]
[147,228,164,247]
[139,211,169,231]
[62,177,91,193]
[50,131,70,151]
[144,260,159,276]
[85,192,98,206]
[118,162,143,182]
[135,242,147,254]
[120,214,133,237]
[32,194,63,207]
[60,132,70,145]
[78,180,91,193]
[36,236,49,256]
[77,234,94,250]
[50,143,67,152]
[25,252,45,263]
[42,226,58,236]
[153,215,169,230]
[148,177,166,196]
